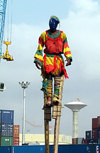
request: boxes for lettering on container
[5,139,10,141]
[96,146,99,153]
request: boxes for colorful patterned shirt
[34,30,72,78]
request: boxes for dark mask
[49,18,59,32]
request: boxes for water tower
[64,99,87,138]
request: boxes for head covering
[50,16,60,24]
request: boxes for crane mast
[0,0,7,56]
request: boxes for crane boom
[0,0,7,56]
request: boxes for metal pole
[22,88,26,144]
[19,81,30,145]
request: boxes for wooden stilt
[53,115,61,153]
[53,104,62,153]
[44,120,49,153]
[52,76,64,153]
[44,94,51,153]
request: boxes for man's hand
[35,62,41,69]
[66,59,72,66]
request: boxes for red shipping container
[72,138,77,144]
[82,139,87,144]
[13,125,19,138]
[92,129,97,139]
[13,137,19,146]
[92,118,98,129]
[97,116,100,128]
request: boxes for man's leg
[41,76,53,106]
[53,75,64,104]
[46,78,53,106]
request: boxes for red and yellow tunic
[34,30,72,78]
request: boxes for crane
[0,0,14,61]
[0,0,7,91]
[0,0,7,57]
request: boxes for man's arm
[61,32,72,66]
[34,32,46,69]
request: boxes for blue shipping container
[0,146,11,153]
[0,144,92,153]
[0,110,14,124]
[0,123,13,136]
[0,144,100,153]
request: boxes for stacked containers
[0,110,14,146]
[97,116,100,142]
[13,125,19,146]
[92,116,100,143]
[84,116,100,144]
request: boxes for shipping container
[87,138,98,144]
[92,117,100,129]
[92,118,98,129]
[85,131,92,139]
[13,125,19,137]
[72,138,77,144]
[0,123,13,136]
[97,116,100,128]
[0,136,13,146]
[72,138,83,144]
[97,128,100,138]
[98,138,100,143]
[82,138,87,144]
[76,138,83,144]
[13,137,19,146]
[1,144,100,153]
[92,129,97,139]
[0,110,14,124]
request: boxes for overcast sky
[0,0,100,138]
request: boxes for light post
[19,81,30,144]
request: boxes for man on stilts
[34,16,72,153]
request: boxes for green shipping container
[0,136,13,146]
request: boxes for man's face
[49,18,58,32]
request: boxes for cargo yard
[0,108,100,153]
[1,109,100,146]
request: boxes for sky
[0,0,100,139]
